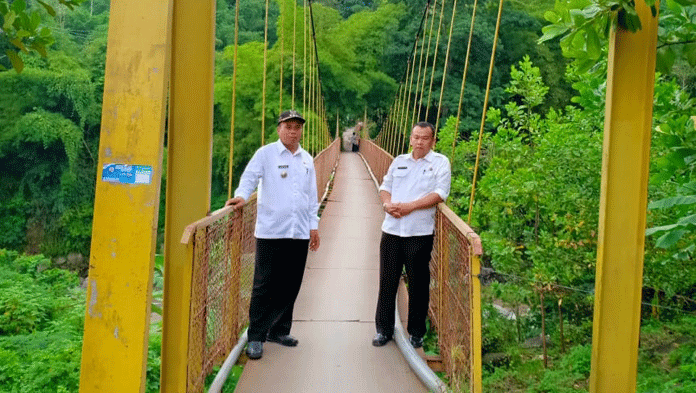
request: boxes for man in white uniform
[226,110,321,360]
[372,121,451,348]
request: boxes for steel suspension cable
[397,80,408,154]
[292,0,297,107]
[392,87,404,155]
[451,0,479,161]
[399,0,431,153]
[375,0,430,153]
[308,45,314,155]
[468,0,504,224]
[400,48,418,153]
[411,4,431,127]
[434,0,459,132]
[261,0,271,145]
[424,0,447,120]
[303,0,308,118]
[312,49,317,153]
[279,2,285,112]
[227,0,242,198]
[308,0,326,152]
[417,0,439,122]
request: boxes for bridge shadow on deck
[233,152,427,392]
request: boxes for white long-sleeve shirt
[379,150,451,237]
[234,140,319,239]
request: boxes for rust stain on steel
[88,279,102,318]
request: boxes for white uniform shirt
[234,140,319,239]
[379,150,451,237]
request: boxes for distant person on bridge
[351,131,360,152]
[372,121,451,349]
[225,110,321,360]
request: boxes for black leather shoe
[267,334,299,347]
[409,335,424,349]
[372,333,392,347]
[246,341,263,359]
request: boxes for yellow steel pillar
[79,0,172,391]
[470,251,482,393]
[589,2,659,392]
[160,0,216,391]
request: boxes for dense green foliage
[0,0,86,72]
[0,249,84,391]
[0,249,163,392]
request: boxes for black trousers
[247,238,309,342]
[375,232,434,338]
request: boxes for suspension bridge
[77,0,659,392]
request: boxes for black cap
[278,110,306,124]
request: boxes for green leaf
[33,44,48,58]
[685,43,696,67]
[30,10,41,30]
[37,0,56,17]
[539,24,570,43]
[543,10,561,23]
[9,38,27,52]
[574,58,596,74]
[5,49,24,73]
[580,4,603,19]
[150,304,163,316]
[676,213,696,227]
[38,26,52,38]
[3,10,16,30]
[671,0,696,6]
[10,0,26,13]
[648,195,696,209]
[656,47,677,74]
[585,28,601,59]
[645,223,678,236]
[655,228,688,248]
[665,0,684,13]
[618,7,642,32]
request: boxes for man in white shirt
[372,121,451,349]
[225,110,321,360]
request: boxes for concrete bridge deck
[234,152,426,392]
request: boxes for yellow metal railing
[179,138,340,392]
[360,138,483,392]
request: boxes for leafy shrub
[482,303,519,354]
[0,250,85,392]
[146,322,163,393]
[0,284,49,335]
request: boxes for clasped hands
[383,202,413,219]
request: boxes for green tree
[0,0,85,72]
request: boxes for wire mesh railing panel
[430,209,477,390]
[238,198,257,337]
[182,138,339,392]
[314,139,340,198]
[361,138,482,391]
[187,213,234,392]
[360,140,393,183]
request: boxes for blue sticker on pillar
[102,164,153,185]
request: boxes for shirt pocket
[417,168,437,194]
[301,161,312,182]
[392,170,408,188]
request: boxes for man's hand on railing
[309,229,320,251]
[225,197,246,210]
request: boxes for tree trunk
[558,297,566,353]
[540,291,548,368]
